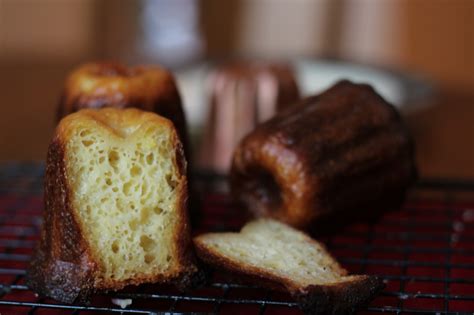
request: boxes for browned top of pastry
[58,62,182,118]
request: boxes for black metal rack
[0,163,473,314]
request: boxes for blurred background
[0,0,473,178]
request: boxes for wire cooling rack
[0,162,473,314]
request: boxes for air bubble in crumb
[140,235,156,252]
[108,150,120,167]
[82,140,94,147]
[165,174,177,189]
[112,242,119,253]
[130,165,142,177]
[145,254,155,264]
[146,153,154,165]
[79,129,91,137]
[111,298,132,309]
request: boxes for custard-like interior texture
[64,110,182,282]
[199,219,345,286]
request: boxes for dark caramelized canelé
[231,80,417,230]
[57,62,190,159]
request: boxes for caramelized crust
[57,62,190,159]
[195,241,383,314]
[27,139,96,303]
[231,80,417,230]
[27,108,199,303]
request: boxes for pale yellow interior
[64,112,182,282]
[199,219,345,286]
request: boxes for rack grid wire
[0,162,473,314]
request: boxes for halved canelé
[27,108,198,303]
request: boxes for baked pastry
[57,62,190,159]
[27,108,198,303]
[194,219,384,314]
[199,61,300,172]
[231,80,417,230]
